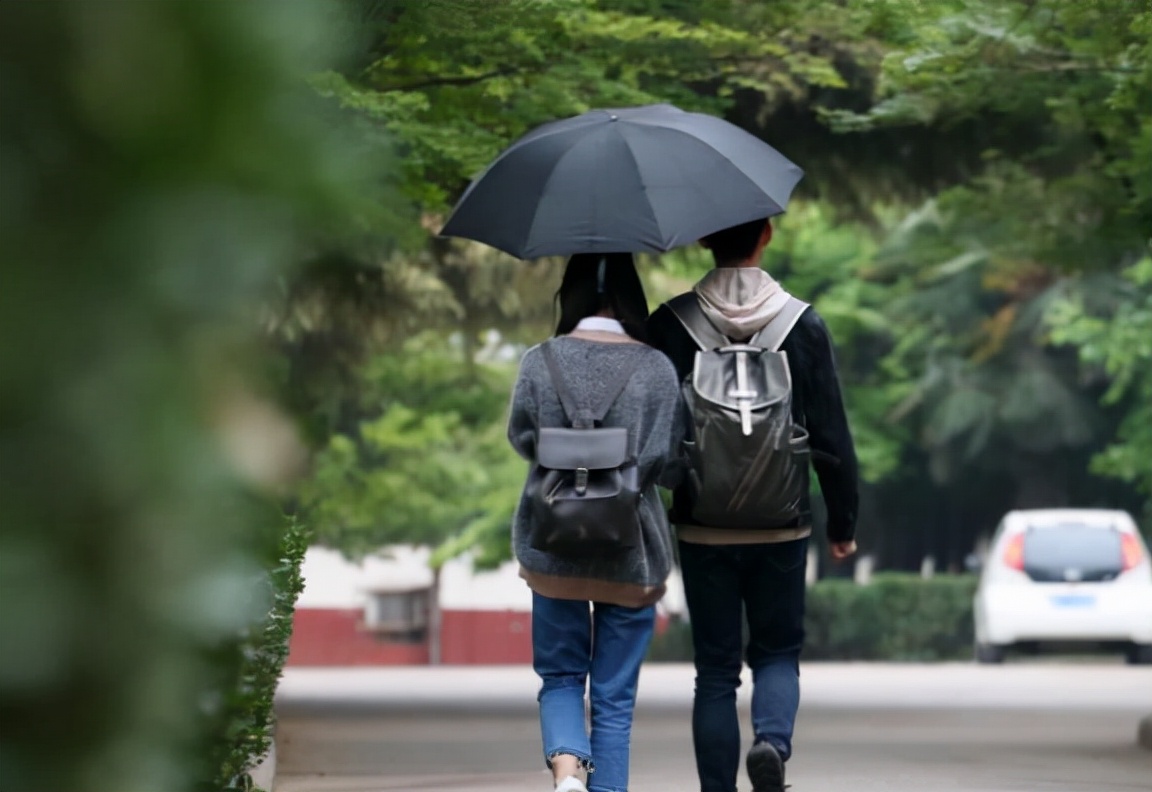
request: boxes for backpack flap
[537,427,629,472]
[691,347,791,435]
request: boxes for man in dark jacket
[647,217,859,792]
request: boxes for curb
[249,738,276,791]
[1139,715,1152,752]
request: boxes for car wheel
[1125,643,1152,665]
[975,643,1006,664]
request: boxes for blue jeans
[678,538,808,792]
[532,592,656,792]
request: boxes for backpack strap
[666,293,729,350]
[590,355,638,424]
[541,341,637,429]
[750,296,810,352]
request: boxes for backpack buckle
[575,467,589,495]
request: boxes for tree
[291,0,1152,572]
[318,0,849,210]
[298,335,527,565]
[826,0,1150,248]
[811,0,1152,564]
[1050,257,1152,525]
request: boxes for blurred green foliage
[299,336,525,565]
[0,1,367,790]
[1050,257,1152,515]
[318,0,852,210]
[804,574,978,661]
[827,0,1152,545]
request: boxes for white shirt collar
[574,316,627,335]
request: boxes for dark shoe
[746,741,785,792]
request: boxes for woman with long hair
[508,253,684,792]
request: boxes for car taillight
[1003,533,1026,571]
[1121,533,1144,571]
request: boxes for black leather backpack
[527,342,642,557]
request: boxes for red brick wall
[440,609,533,664]
[288,607,670,667]
[287,608,429,666]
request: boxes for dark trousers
[678,538,808,792]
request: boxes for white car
[973,508,1152,664]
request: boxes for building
[286,546,684,666]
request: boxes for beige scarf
[693,267,791,340]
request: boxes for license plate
[1050,594,1096,608]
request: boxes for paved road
[274,663,1152,792]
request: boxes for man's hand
[829,540,857,560]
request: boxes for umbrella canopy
[439,103,804,259]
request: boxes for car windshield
[1023,523,1123,583]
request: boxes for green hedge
[649,573,978,662]
[201,517,309,792]
[805,573,977,661]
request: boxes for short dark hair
[555,253,649,343]
[700,217,771,264]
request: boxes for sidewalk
[275,661,1151,715]
[272,663,1152,792]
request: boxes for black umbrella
[439,103,804,259]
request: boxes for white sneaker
[554,776,589,792]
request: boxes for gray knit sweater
[507,334,684,607]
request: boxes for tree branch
[973,62,1142,75]
[379,67,524,92]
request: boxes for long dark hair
[554,253,649,342]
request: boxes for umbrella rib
[521,130,614,258]
[493,112,608,166]
[616,128,669,248]
[622,126,778,249]
[451,120,601,224]
[664,127,788,212]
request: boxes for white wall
[296,545,688,617]
[296,546,434,609]
[439,556,532,611]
